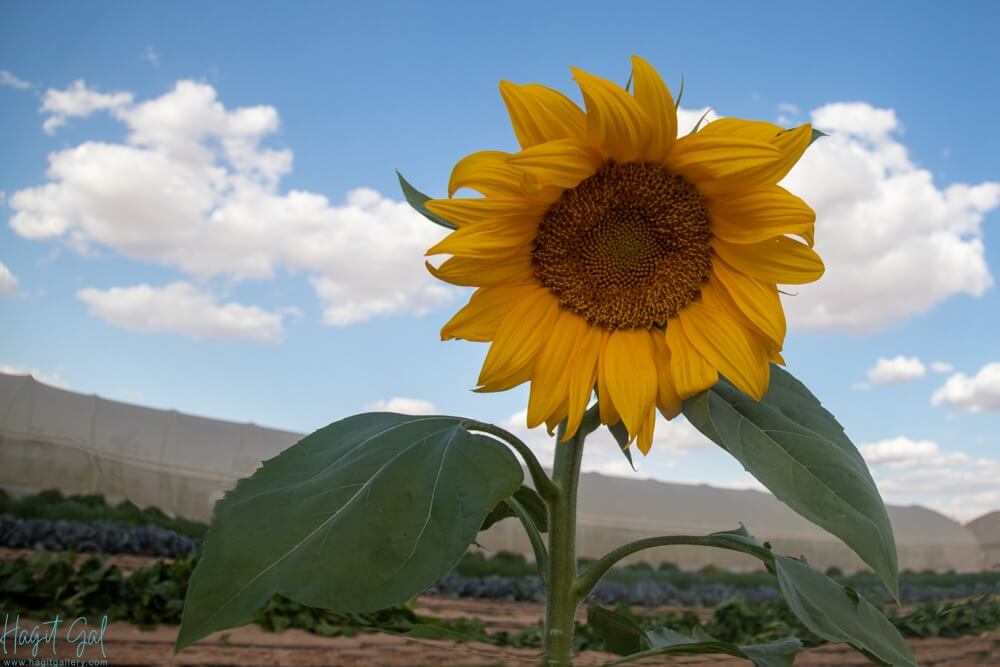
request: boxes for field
[1,492,998,665]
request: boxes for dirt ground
[3,549,997,665]
[13,597,998,667]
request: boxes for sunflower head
[425,56,824,454]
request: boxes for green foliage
[1,552,996,654]
[684,365,900,598]
[396,171,456,230]
[775,555,916,666]
[480,485,549,533]
[0,489,208,539]
[176,413,523,650]
[454,551,537,579]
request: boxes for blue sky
[2,1,999,520]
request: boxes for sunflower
[424,56,824,454]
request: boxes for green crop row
[0,551,997,652]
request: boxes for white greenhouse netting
[0,372,989,572]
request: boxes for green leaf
[396,171,457,230]
[683,364,899,598]
[176,413,522,651]
[603,621,802,667]
[587,605,650,656]
[480,485,549,532]
[607,422,636,470]
[775,556,917,666]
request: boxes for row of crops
[1,490,998,652]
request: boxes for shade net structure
[966,512,1000,570]
[0,372,987,572]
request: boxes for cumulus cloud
[0,69,31,90]
[76,282,289,343]
[11,80,452,330]
[40,80,134,134]
[0,260,18,296]
[860,435,997,520]
[779,102,999,332]
[0,363,69,389]
[365,397,437,415]
[859,436,966,469]
[931,363,1000,412]
[867,355,926,384]
[929,361,954,374]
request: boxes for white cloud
[140,46,159,67]
[40,80,134,134]
[0,69,31,90]
[859,436,967,469]
[867,355,926,384]
[365,397,437,415]
[76,282,288,343]
[0,260,18,296]
[499,407,712,478]
[11,80,452,328]
[929,361,954,374]
[777,102,800,115]
[677,107,718,136]
[779,102,999,332]
[931,362,1000,412]
[860,435,998,521]
[0,363,69,389]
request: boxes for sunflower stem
[542,418,587,667]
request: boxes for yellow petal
[499,81,587,149]
[697,122,813,194]
[442,284,540,342]
[426,215,539,259]
[527,309,589,428]
[713,236,825,285]
[678,302,770,400]
[425,197,547,229]
[603,329,658,440]
[650,331,682,419]
[708,185,816,246]
[545,399,569,436]
[668,133,781,183]
[478,290,561,389]
[595,331,620,426]
[571,66,650,162]
[563,327,602,441]
[710,259,786,346]
[508,138,605,190]
[426,253,534,287]
[635,406,656,455]
[448,150,537,198]
[630,55,677,161]
[665,320,718,398]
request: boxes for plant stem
[542,420,587,667]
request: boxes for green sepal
[396,171,457,230]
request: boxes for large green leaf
[176,413,522,650]
[592,606,802,667]
[775,556,916,666]
[397,171,457,230]
[480,484,549,532]
[683,364,899,597]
